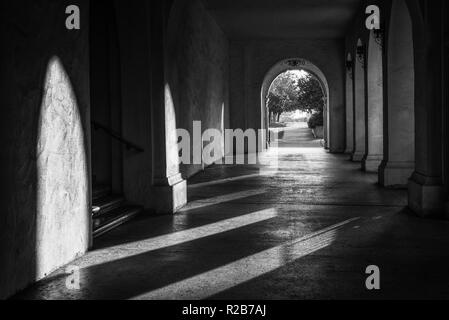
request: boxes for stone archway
[260,58,330,151]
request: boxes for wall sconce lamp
[346,59,353,72]
[346,58,354,79]
[374,28,384,47]
[356,44,365,68]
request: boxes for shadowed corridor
[15,124,449,300]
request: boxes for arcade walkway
[15,123,449,300]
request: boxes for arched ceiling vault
[202,0,362,40]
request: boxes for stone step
[93,206,142,239]
[92,195,125,218]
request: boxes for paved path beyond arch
[276,122,323,148]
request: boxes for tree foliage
[296,75,326,114]
[267,70,325,122]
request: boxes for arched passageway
[261,59,330,151]
[379,0,415,187]
[5,0,449,301]
[364,30,384,173]
[265,69,326,150]
[352,39,366,162]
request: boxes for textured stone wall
[229,39,346,153]
[113,1,155,209]
[0,0,90,299]
[168,0,230,178]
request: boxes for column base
[408,173,444,218]
[363,155,383,173]
[379,161,414,188]
[152,174,187,214]
[351,151,365,162]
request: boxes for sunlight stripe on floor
[189,174,262,189]
[82,208,279,268]
[181,189,267,212]
[131,217,360,300]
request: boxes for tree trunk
[277,113,282,122]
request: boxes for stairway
[92,185,143,238]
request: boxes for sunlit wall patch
[36,56,89,280]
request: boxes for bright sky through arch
[268,69,310,93]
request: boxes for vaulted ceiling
[202,0,362,39]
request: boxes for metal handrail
[91,121,144,153]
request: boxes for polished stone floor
[15,123,449,300]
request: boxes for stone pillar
[379,0,415,187]
[344,62,354,154]
[150,0,187,214]
[363,32,384,173]
[352,43,366,162]
[324,98,329,150]
[408,0,445,217]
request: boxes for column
[408,0,445,217]
[150,0,187,214]
[352,42,366,162]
